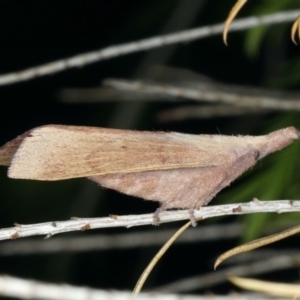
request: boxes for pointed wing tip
[8,163,71,181]
[8,162,43,181]
[5,125,71,181]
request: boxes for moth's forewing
[6,125,247,181]
[1,125,298,185]
[0,130,31,166]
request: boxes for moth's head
[258,126,300,160]
[295,129,300,140]
[285,126,300,141]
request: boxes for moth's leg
[188,208,197,227]
[153,204,169,226]
[152,208,161,225]
[188,186,205,227]
[154,205,198,227]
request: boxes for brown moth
[0,125,299,225]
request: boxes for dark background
[0,0,300,296]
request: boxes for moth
[0,125,299,225]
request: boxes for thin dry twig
[215,223,300,269]
[219,249,300,265]
[103,79,300,111]
[229,276,300,298]
[0,200,300,241]
[223,0,248,45]
[133,221,192,294]
[291,15,300,44]
[0,10,299,86]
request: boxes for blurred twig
[61,65,300,121]
[0,10,299,86]
[0,274,241,300]
[229,276,300,298]
[102,79,300,111]
[157,105,266,122]
[152,255,300,293]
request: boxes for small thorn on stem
[252,197,261,204]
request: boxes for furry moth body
[0,125,299,224]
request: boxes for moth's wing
[0,131,31,166]
[5,125,248,181]
[91,168,222,210]
[90,148,258,209]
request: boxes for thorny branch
[0,10,299,86]
[1,199,300,241]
